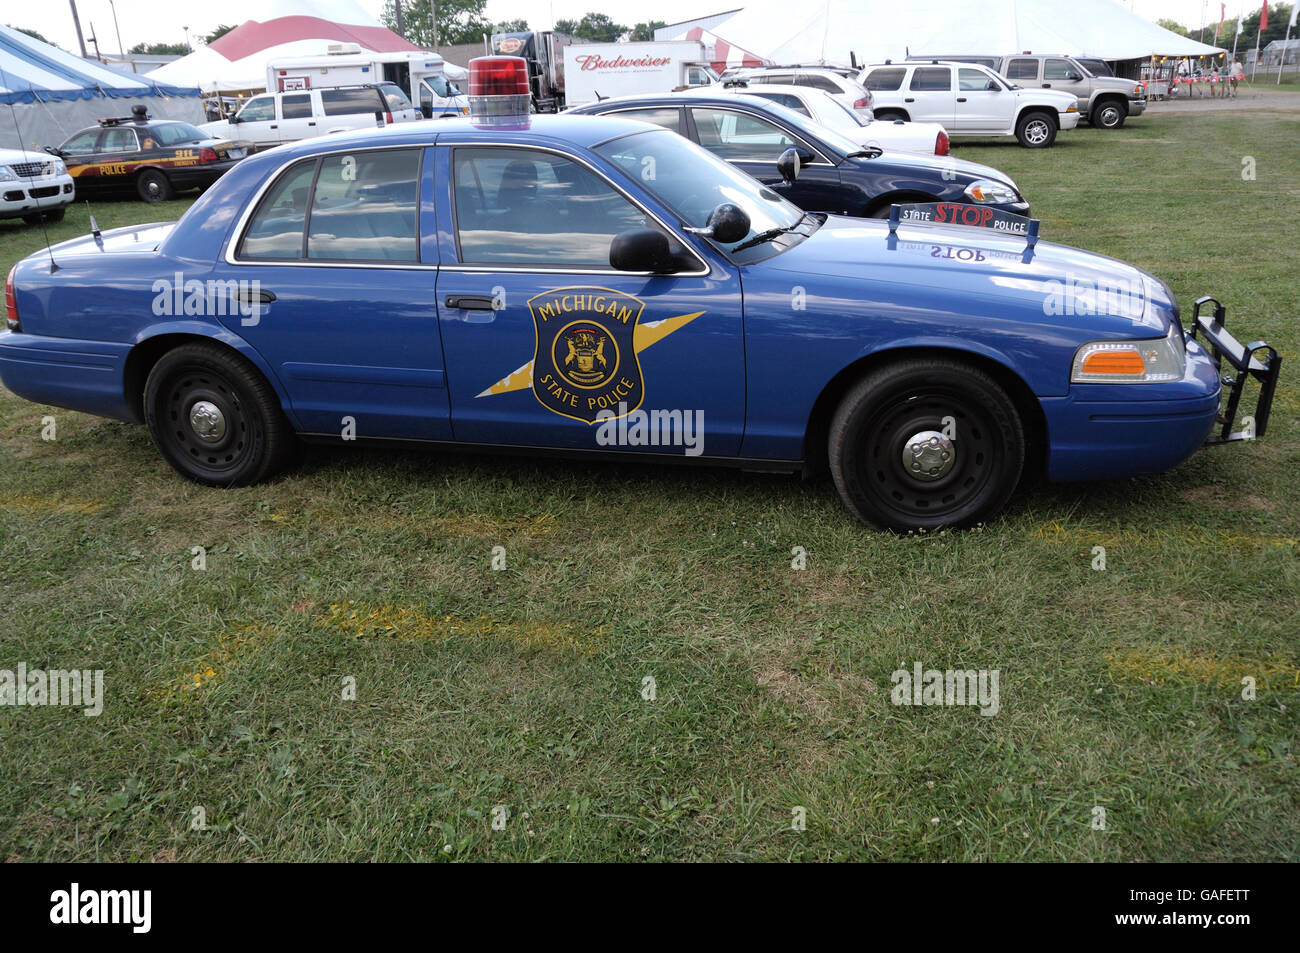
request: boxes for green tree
[129,41,190,55]
[204,25,237,45]
[630,21,667,42]
[557,12,627,42]
[384,0,493,47]
[1157,18,1190,37]
[493,19,530,33]
[11,26,57,48]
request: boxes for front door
[954,68,1010,133]
[433,142,745,457]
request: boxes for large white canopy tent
[147,0,464,94]
[0,25,203,150]
[665,0,1225,67]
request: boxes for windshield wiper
[730,215,812,253]
[846,147,883,159]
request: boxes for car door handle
[444,295,497,311]
[307,121,316,126]
[1042,84,1051,88]
[904,97,915,102]
[957,97,967,102]
[236,288,276,305]
[270,124,278,129]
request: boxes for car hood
[1013,88,1079,109]
[0,147,59,164]
[850,150,1017,188]
[752,214,1166,336]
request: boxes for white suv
[720,67,874,117]
[859,61,1080,148]
[201,83,422,150]
[0,148,75,225]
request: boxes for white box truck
[266,45,468,119]
[563,41,719,109]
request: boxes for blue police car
[568,90,1030,218]
[0,58,1278,531]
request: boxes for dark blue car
[0,113,1276,530]
[568,91,1030,218]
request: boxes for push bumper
[1187,296,1280,445]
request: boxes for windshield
[153,122,209,145]
[594,128,804,247]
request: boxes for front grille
[29,186,59,199]
[10,161,57,178]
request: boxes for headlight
[964,179,1020,204]
[53,158,66,174]
[0,166,16,182]
[1071,324,1186,384]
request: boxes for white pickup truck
[200,84,422,150]
[859,61,1080,148]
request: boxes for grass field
[1,105,1297,862]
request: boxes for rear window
[864,68,906,91]
[320,87,384,116]
[909,68,951,91]
[280,94,313,119]
[796,73,840,92]
[379,83,413,112]
[750,92,810,117]
[1006,58,1039,81]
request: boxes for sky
[7,1,1270,60]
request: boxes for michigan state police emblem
[529,287,645,424]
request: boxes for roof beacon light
[468,56,531,129]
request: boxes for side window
[60,130,101,155]
[452,147,651,267]
[612,107,682,134]
[864,68,905,91]
[320,87,383,116]
[307,150,421,262]
[280,94,313,119]
[753,92,809,116]
[380,84,413,112]
[1006,58,1040,81]
[909,68,952,91]
[238,160,317,260]
[99,128,139,153]
[797,73,840,92]
[1045,58,1075,81]
[238,96,276,122]
[750,72,793,85]
[959,69,991,91]
[690,107,798,161]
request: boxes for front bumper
[1127,97,1147,116]
[1059,110,1081,130]
[0,175,75,219]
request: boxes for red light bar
[468,56,530,96]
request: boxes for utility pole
[68,0,88,58]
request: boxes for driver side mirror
[610,228,682,273]
[777,147,804,185]
[688,202,751,244]
[229,114,243,123]
[986,80,1001,91]
[43,145,63,157]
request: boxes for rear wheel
[144,342,296,486]
[1015,110,1057,148]
[136,169,173,203]
[828,358,1025,531]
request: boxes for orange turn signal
[1081,349,1146,375]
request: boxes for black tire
[1015,110,1057,148]
[1091,99,1126,129]
[874,109,909,122]
[828,358,1025,531]
[22,207,66,225]
[144,342,297,486]
[136,168,173,203]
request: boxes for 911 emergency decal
[476,287,705,424]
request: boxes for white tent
[147,0,438,93]
[667,0,1225,67]
[0,25,203,150]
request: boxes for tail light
[199,147,219,163]
[385,111,394,124]
[854,96,869,108]
[936,130,950,155]
[5,265,20,332]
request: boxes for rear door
[215,146,452,441]
[904,67,956,127]
[1003,58,1043,88]
[318,87,386,134]
[276,92,318,142]
[232,94,282,148]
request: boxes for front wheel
[1015,111,1057,148]
[1092,101,1126,129]
[144,342,297,486]
[828,358,1025,531]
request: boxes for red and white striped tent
[681,26,768,73]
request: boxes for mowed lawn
[1,103,1297,862]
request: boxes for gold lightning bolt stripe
[475,310,705,398]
